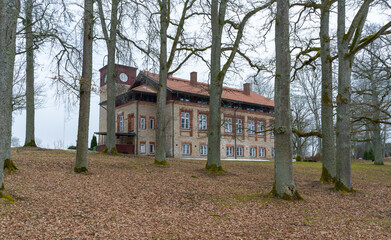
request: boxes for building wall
[107,99,274,159]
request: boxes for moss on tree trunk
[4,159,18,174]
[334,180,355,193]
[319,167,335,183]
[23,140,37,147]
[270,183,303,200]
[205,163,225,174]
[0,183,14,204]
[74,167,88,173]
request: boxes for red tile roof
[142,72,274,107]
[132,84,157,93]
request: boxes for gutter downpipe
[172,98,175,158]
[136,98,139,155]
[234,106,238,160]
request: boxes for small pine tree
[90,135,97,149]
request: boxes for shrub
[68,146,77,150]
[295,155,302,162]
[364,148,374,161]
[90,135,97,149]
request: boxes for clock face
[104,73,107,83]
[120,73,128,82]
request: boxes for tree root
[205,163,225,174]
[0,184,14,204]
[4,159,18,175]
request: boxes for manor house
[96,64,275,159]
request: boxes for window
[149,143,155,154]
[248,120,255,135]
[199,114,207,131]
[181,112,190,129]
[150,118,155,129]
[270,129,275,137]
[225,118,232,133]
[180,95,190,102]
[226,146,233,157]
[119,115,124,132]
[272,148,275,157]
[182,144,191,155]
[250,147,256,157]
[140,117,146,129]
[200,144,207,156]
[140,144,146,153]
[259,148,265,158]
[235,119,242,134]
[257,121,265,136]
[236,146,243,157]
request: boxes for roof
[142,72,274,107]
[132,84,157,94]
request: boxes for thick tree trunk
[206,0,226,172]
[320,0,336,183]
[335,0,353,191]
[0,0,20,203]
[75,0,94,173]
[24,0,36,147]
[272,0,301,200]
[105,0,119,154]
[371,78,383,165]
[155,0,168,165]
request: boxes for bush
[90,135,97,149]
[295,155,302,162]
[68,146,77,150]
[364,148,374,161]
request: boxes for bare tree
[74,0,94,173]
[0,0,20,203]
[271,0,301,199]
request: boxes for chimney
[243,83,251,95]
[190,72,197,86]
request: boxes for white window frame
[236,146,244,157]
[149,143,155,154]
[270,128,275,137]
[150,118,155,130]
[259,148,265,158]
[272,148,275,157]
[140,144,146,153]
[199,114,207,131]
[248,120,255,135]
[236,118,243,134]
[181,112,190,130]
[257,121,265,136]
[225,118,232,133]
[226,146,233,157]
[119,115,124,132]
[182,144,191,155]
[200,144,207,156]
[140,117,146,129]
[250,147,256,157]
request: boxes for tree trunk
[320,0,336,183]
[105,0,119,154]
[370,76,383,165]
[272,0,301,200]
[154,0,168,165]
[206,0,226,172]
[0,0,20,203]
[24,0,36,147]
[75,0,94,173]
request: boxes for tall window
[236,146,243,157]
[226,146,233,157]
[257,121,264,136]
[140,144,146,153]
[235,119,242,134]
[225,118,232,133]
[259,147,265,158]
[150,118,155,129]
[248,120,255,135]
[250,147,256,157]
[182,144,191,155]
[272,148,275,157]
[200,144,207,155]
[140,117,146,129]
[119,115,124,132]
[199,114,207,131]
[149,143,155,154]
[181,112,190,129]
[270,129,275,137]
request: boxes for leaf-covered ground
[1,148,391,239]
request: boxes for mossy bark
[23,140,37,147]
[4,159,18,174]
[319,167,335,183]
[154,159,168,166]
[0,184,14,204]
[74,167,88,173]
[334,179,355,193]
[205,163,225,174]
[270,183,303,200]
